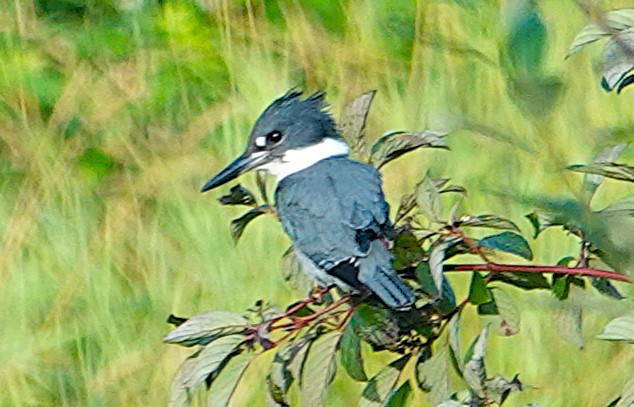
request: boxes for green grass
[1,0,633,405]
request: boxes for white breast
[259,138,350,181]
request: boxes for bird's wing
[275,158,390,269]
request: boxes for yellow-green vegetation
[1,1,633,406]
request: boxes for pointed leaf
[484,375,523,405]
[447,314,463,377]
[281,247,313,296]
[301,331,342,407]
[489,271,549,290]
[590,277,624,300]
[615,376,634,407]
[350,303,401,351]
[598,313,634,342]
[339,323,368,382]
[392,232,424,270]
[267,347,293,406]
[289,334,316,382]
[463,326,489,397]
[568,162,634,183]
[415,173,442,222]
[416,345,451,405]
[567,23,610,57]
[415,262,456,314]
[459,214,520,232]
[384,381,412,407]
[479,288,520,337]
[359,355,410,407]
[339,90,376,157]
[230,206,267,243]
[168,335,245,406]
[479,231,533,260]
[583,144,628,198]
[601,28,634,92]
[468,272,492,306]
[525,211,562,237]
[164,311,248,347]
[429,238,458,296]
[370,130,449,169]
[208,352,255,406]
[218,184,257,206]
[552,299,584,349]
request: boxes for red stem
[444,263,631,282]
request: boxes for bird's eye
[266,131,283,144]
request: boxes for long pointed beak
[200,151,269,193]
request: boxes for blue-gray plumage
[201,90,415,310]
[276,156,414,309]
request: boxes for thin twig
[444,263,631,282]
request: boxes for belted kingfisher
[200,90,415,310]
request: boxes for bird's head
[200,90,350,192]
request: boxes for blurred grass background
[1,0,633,405]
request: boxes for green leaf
[369,130,449,169]
[615,376,634,407]
[415,262,456,314]
[163,311,248,347]
[350,303,401,351]
[459,214,520,232]
[395,193,417,223]
[339,90,376,157]
[359,355,410,407]
[484,374,523,405]
[288,334,316,382]
[480,288,521,337]
[339,323,368,382]
[429,237,458,296]
[463,326,489,397]
[280,247,313,296]
[552,298,585,349]
[301,331,342,407]
[208,352,254,406]
[525,211,561,238]
[489,271,549,290]
[218,184,257,206]
[590,277,624,300]
[230,206,267,243]
[598,313,634,342]
[468,272,492,306]
[392,232,424,270]
[567,22,611,57]
[415,172,442,222]
[267,343,295,406]
[551,273,585,301]
[447,314,463,377]
[567,9,634,57]
[583,144,628,199]
[601,28,634,92]
[416,345,451,405]
[168,335,245,407]
[568,162,634,183]
[479,231,533,260]
[384,381,412,407]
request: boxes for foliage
[165,92,633,406]
[2,1,634,406]
[568,8,634,93]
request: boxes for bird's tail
[358,240,415,310]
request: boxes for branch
[444,263,631,282]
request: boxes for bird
[200,90,415,310]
